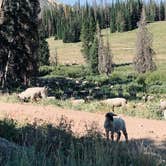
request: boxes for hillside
[47,21,166,69]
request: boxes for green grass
[47,38,85,65]
[48,21,166,67]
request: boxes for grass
[47,21,166,67]
[0,94,164,120]
[0,118,165,166]
[47,38,85,65]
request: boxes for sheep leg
[123,130,128,142]
[111,132,114,141]
[116,131,121,142]
[106,130,109,140]
[112,105,115,112]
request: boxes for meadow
[0,22,166,166]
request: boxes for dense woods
[42,0,166,40]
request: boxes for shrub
[0,118,18,141]
[126,83,143,97]
[39,66,54,77]
[145,71,166,85]
[148,84,166,94]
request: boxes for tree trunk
[1,50,11,88]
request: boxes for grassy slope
[47,21,166,69]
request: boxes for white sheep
[160,99,166,111]
[18,87,48,102]
[104,112,128,142]
[70,98,85,105]
[101,98,127,111]
[163,110,166,120]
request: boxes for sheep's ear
[105,112,115,121]
[109,112,117,117]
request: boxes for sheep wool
[104,117,126,133]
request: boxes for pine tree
[0,0,40,88]
[89,23,101,74]
[38,26,50,66]
[134,7,156,74]
[80,16,96,61]
[159,0,165,20]
[89,34,99,74]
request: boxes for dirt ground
[0,102,166,153]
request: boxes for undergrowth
[0,118,165,166]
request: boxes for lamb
[101,98,127,111]
[18,87,48,102]
[104,112,128,142]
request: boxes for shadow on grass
[0,117,165,166]
[36,76,136,100]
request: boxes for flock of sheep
[17,87,166,142]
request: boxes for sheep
[104,112,128,142]
[164,110,166,120]
[101,98,127,111]
[18,87,48,102]
[160,99,166,111]
[70,98,85,105]
[142,95,154,102]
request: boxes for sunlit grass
[47,21,166,67]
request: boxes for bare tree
[134,6,156,73]
[98,25,113,75]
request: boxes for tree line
[42,0,166,42]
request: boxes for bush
[0,118,18,141]
[49,65,90,78]
[126,83,143,97]
[39,66,54,76]
[148,84,166,94]
[145,71,166,85]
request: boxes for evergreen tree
[0,0,40,88]
[80,17,96,61]
[134,7,156,74]
[89,23,101,74]
[159,0,165,20]
[89,34,99,74]
[63,19,81,43]
[38,26,50,66]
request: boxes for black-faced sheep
[104,112,128,142]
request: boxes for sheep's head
[105,112,117,121]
